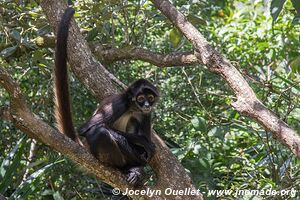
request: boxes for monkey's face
[134,90,157,114]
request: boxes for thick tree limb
[32,36,200,67]
[150,0,300,158]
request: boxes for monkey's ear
[131,97,136,102]
[126,88,134,97]
[153,87,160,97]
[126,85,138,99]
[144,86,160,97]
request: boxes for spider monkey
[54,7,159,186]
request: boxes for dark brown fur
[54,7,78,142]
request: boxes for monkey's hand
[115,131,156,161]
[143,141,156,162]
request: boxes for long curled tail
[54,8,78,142]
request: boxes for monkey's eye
[148,95,155,102]
[137,95,145,103]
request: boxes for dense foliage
[1,0,300,199]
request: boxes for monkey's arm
[114,129,155,153]
[124,116,155,160]
[139,114,152,139]
[127,114,152,139]
[78,94,129,135]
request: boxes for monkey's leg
[84,125,146,186]
[85,126,127,167]
[106,130,150,186]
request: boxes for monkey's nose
[144,101,150,108]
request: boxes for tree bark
[89,42,200,67]
[31,36,200,67]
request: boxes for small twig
[22,139,37,183]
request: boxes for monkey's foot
[126,167,144,186]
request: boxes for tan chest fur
[113,111,133,132]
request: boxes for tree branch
[32,36,200,67]
[150,0,300,158]
[89,43,200,67]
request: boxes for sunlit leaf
[53,191,64,200]
[169,28,182,48]
[191,116,207,132]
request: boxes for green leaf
[191,117,199,128]
[291,0,300,16]
[275,73,300,91]
[86,27,99,42]
[207,127,218,137]
[191,116,207,132]
[290,55,300,74]
[10,30,21,42]
[257,42,269,50]
[53,191,64,200]
[0,46,18,58]
[270,0,286,21]
[9,160,64,200]
[37,25,51,36]
[187,14,206,25]
[169,28,182,48]
[0,137,25,193]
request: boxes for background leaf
[270,0,286,21]
[0,46,18,58]
[169,28,182,48]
